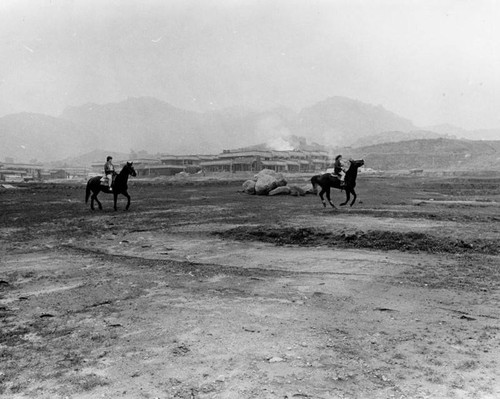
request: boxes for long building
[0,162,43,182]
[200,149,329,173]
[87,149,331,178]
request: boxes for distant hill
[350,130,448,148]
[425,124,500,141]
[338,138,500,171]
[60,97,208,155]
[0,113,94,163]
[294,97,417,147]
[1,95,499,164]
[47,149,133,168]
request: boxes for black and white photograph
[1,1,499,398]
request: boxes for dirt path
[1,177,500,398]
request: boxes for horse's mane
[116,162,135,177]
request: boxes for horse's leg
[93,192,103,210]
[114,192,118,211]
[325,188,336,208]
[340,189,351,206]
[90,190,98,210]
[318,189,327,207]
[349,189,357,207]
[123,191,131,210]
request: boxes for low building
[200,149,329,173]
[0,163,43,182]
[40,169,69,180]
[198,159,233,173]
[83,149,331,177]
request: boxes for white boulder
[269,186,291,196]
[242,179,256,195]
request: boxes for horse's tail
[311,175,319,194]
[85,181,91,203]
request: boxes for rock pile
[242,169,311,196]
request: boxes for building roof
[200,160,233,166]
[141,164,185,170]
[232,157,256,165]
[218,150,272,159]
[160,155,206,161]
[130,158,161,165]
[271,151,291,159]
[261,160,288,166]
[1,163,43,169]
[0,169,28,174]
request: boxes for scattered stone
[244,169,288,195]
[242,326,260,333]
[341,231,360,241]
[255,174,280,195]
[242,179,256,194]
[289,185,306,196]
[374,307,397,312]
[269,186,291,196]
[172,343,190,356]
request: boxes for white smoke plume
[266,136,295,151]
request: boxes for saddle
[330,173,346,188]
[100,176,112,187]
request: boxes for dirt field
[1,172,500,399]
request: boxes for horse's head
[126,161,137,177]
[350,159,365,168]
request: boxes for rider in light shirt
[333,154,346,187]
[104,156,115,191]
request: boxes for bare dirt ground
[1,172,500,399]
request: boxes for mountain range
[341,138,500,171]
[1,96,499,165]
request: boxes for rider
[333,154,346,187]
[104,156,115,191]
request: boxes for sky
[1,0,500,133]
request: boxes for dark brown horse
[85,162,137,211]
[311,159,364,208]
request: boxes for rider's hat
[335,154,342,160]
[107,156,113,161]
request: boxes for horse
[311,159,365,208]
[85,162,137,211]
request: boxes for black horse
[85,162,137,211]
[311,159,365,208]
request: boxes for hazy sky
[1,0,500,131]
